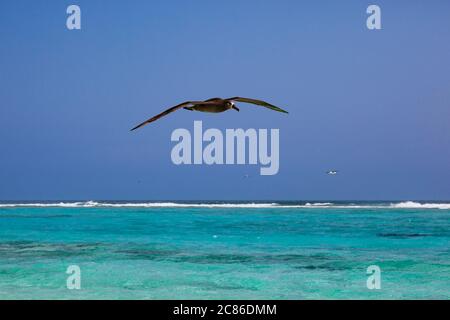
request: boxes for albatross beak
[232,106,240,112]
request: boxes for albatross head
[227,101,239,112]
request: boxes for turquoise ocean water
[0,201,449,299]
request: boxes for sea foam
[1,201,450,209]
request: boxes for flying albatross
[130,97,288,131]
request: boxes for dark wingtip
[130,124,142,131]
[276,107,289,114]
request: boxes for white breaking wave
[305,202,333,206]
[389,201,450,210]
[0,201,449,209]
[0,201,278,208]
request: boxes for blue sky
[0,1,449,200]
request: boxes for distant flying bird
[326,170,338,175]
[130,97,288,131]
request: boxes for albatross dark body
[191,104,229,113]
[188,98,231,113]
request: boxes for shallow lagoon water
[0,201,449,299]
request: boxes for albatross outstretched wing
[130,101,205,131]
[227,97,288,114]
